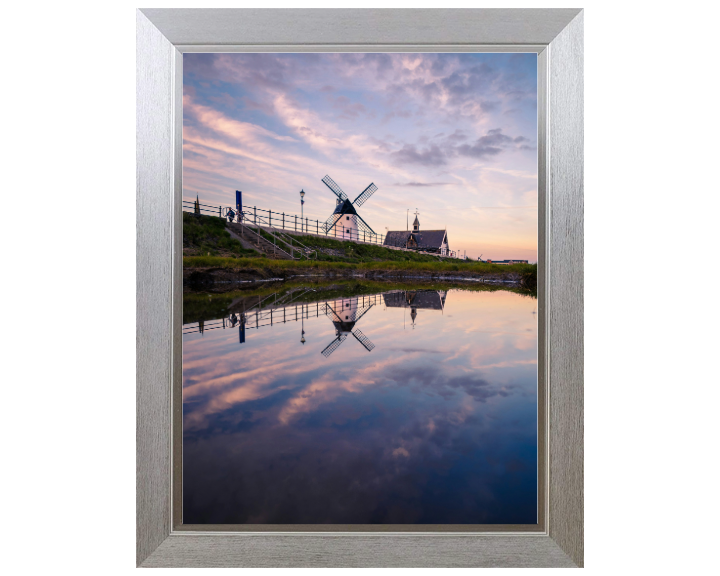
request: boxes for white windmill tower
[320,175,378,240]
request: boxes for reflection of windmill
[320,175,377,239]
[321,297,376,357]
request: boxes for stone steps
[226,222,295,260]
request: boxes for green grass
[283,233,455,263]
[183,254,536,275]
[183,213,259,258]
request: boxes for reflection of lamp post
[300,305,306,344]
[300,189,305,232]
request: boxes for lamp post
[300,189,305,232]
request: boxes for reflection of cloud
[182,289,538,524]
[276,354,408,424]
[183,375,537,524]
[184,289,538,432]
[383,364,516,404]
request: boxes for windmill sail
[352,302,374,323]
[321,333,347,357]
[355,213,376,236]
[351,329,375,352]
[352,183,377,207]
[324,302,343,322]
[321,175,348,202]
[321,299,377,358]
[322,212,343,233]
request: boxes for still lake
[182,283,538,524]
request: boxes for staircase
[226,222,294,260]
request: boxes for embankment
[183,256,537,293]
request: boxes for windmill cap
[332,198,358,216]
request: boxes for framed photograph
[137,8,583,568]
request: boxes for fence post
[254,206,257,225]
[316,219,319,235]
[219,205,222,218]
[306,217,308,234]
[269,209,272,227]
[282,212,285,230]
[295,215,297,232]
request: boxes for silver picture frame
[137,8,583,568]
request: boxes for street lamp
[299,189,305,232]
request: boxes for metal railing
[182,199,462,259]
[232,220,296,260]
[243,205,386,245]
[183,199,226,218]
[183,200,386,246]
[239,211,317,260]
[182,199,315,260]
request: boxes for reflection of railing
[183,293,385,336]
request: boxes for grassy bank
[183,213,259,258]
[281,232,454,263]
[183,213,536,291]
[183,254,535,276]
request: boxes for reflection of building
[382,289,447,326]
[383,214,449,256]
[484,259,529,265]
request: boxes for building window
[346,216,349,220]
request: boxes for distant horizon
[183,52,538,261]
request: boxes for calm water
[183,284,537,524]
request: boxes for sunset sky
[183,53,538,261]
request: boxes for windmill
[320,175,378,240]
[320,296,376,357]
